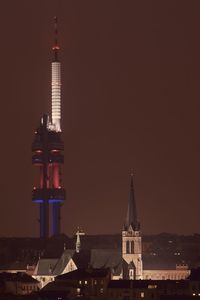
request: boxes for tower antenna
[52,16,60,61]
[51,16,61,132]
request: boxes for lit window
[85,280,87,285]
[79,280,82,285]
[77,288,81,295]
[100,288,103,293]
[141,292,145,298]
[94,280,97,285]
[148,285,157,289]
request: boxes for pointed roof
[76,230,81,253]
[124,170,140,231]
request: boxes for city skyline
[0,1,199,237]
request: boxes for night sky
[0,1,200,237]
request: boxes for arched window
[126,241,130,254]
[130,241,134,254]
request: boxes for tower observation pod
[32,17,65,238]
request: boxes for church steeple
[122,170,143,280]
[76,228,81,253]
[124,170,140,231]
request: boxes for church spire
[124,169,140,231]
[76,228,81,253]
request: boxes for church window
[131,241,134,253]
[129,269,134,279]
[126,241,130,254]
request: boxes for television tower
[32,17,65,238]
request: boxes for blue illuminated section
[49,199,64,203]
[33,199,43,203]
[33,199,64,203]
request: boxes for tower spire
[76,228,81,253]
[51,16,61,132]
[52,16,60,61]
[125,169,140,231]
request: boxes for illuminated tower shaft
[52,61,61,132]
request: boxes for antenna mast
[51,16,61,132]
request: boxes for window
[84,280,87,285]
[77,288,81,295]
[100,288,103,293]
[131,241,134,254]
[126,241,130,254]
[129,269,134,279]
[141,292,145,298]
[148,285,157,289]
[79,280,82,285]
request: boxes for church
[33,172,190,287]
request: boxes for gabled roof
[70,249,122,276]
[53,249,75,275]
[34,248,122,277]
[90,249,122,275]
[36,258,58,275]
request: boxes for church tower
[122,171,143,279]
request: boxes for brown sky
[0,1,199,237]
